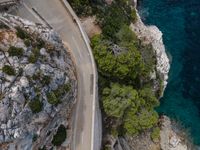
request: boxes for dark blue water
[138,0,200,145]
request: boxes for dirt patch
[125,132,160,150]
[80,16,101,38]
[0,29,17,43]
[0,29,19,51]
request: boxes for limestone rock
[160,116,187,150]
[0,13,77,149]
[130,11,170,94]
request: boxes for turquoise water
[138,0,200,145]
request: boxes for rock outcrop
[0,13,77,149]
[131,7,170,94]
[160,116,188,150]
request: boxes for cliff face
[130,10,170,94]
[0,14,77,149]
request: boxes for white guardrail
[60,1,100,150]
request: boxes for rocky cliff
[130,9,170,94]
[0,13,77,150]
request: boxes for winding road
[11,0,101,150]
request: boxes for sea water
[138,0,200,145]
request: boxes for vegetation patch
[15,26,30,39]
[151,127,160,142]
[47,92,60,105]
[0,23,9,29]
[35,38,45,49]
[102,83,159,135]
[53,83,71,98]
[70,0,161,147]
[28,54,37,63]
[52,125,67,146]
[8,46,24,57]
[41,75,51,86]
[29,97,43,113]
[2,65,16,76]
[24,39,31,47]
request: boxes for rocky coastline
[131,1,190,150]
[131,5,170,95]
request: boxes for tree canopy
[102,83,159,135]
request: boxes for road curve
[11,0,101,150]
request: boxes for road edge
[60,1,102,150]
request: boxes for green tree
[29,98,43,113]
[115,25,138,46]
[52,125,67,146]
[123,109,158,135]
[91,35,144,81]
[139,88,160,108]
[102,83,139,118]
[15,26,30,39]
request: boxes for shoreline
[134,2,194,150]
[131,4,170,95]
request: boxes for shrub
[32,48,40,57]
[15,26,30,39]
[52,125,67,146]
[32,134,38,142]
[24,39,31,47]
[130,9,137,23]
[8,46,24,57]
[47,92,59,105]
[2,65,15,76]
[28,54,37,63]
[29,98,43,113]
[63,83,71,93]
[36,38,45,49]
[151,127,160,142]
[41,76,51,85]
[32,72,42,81]
[53,83,71,98]
[0,23,9,29]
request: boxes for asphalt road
[11,0,97,150]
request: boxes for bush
[32,48,40,57]
[32,134,38,142]
[52,125,67,146]
[15,26,30,39]
[41,76,51,85]
[2,65,15,76]
[24,39,31,47]
[102,83,138,118]
[29,98,43,113]
[53,83,71,98]
[151,127,160,142]
[47,92,60,105]
[91,35,144,81]
[36,38,45,49]
[0,23,9,29]
[68,0,93,16]
[32,72,42,81]
[130,9,137,23]
[8,46,24,57]
[63,83,71,93]
[28,54,37,63]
